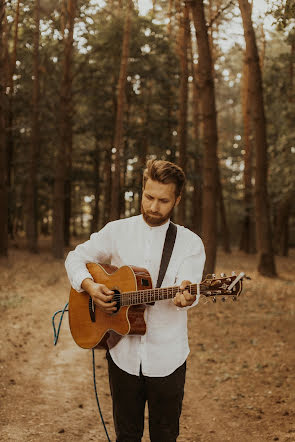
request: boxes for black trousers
[106,351,186,442]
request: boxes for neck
[143,217,170,228]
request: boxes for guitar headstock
[201,272,246,302]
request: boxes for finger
[183,291,195,302]
[101,285,114,295]
[179,294,187,306]
[105,306,117,314]
[97,292,114,303]
[173,293,181,306]
[180,280,191,291]
[93,296,116,307]
[178,293,189,306]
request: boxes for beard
[141,203,175,227]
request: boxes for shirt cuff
[72,270,94,293]
[175,295,200,311]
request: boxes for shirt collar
[140,214,170,234]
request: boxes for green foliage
[267,0,295,30]
[5,0,294,242]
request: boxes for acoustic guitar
[69,262,245,350]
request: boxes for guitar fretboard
[119,284,206,306]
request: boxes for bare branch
[207,0,236,28]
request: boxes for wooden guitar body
[69,262,245,350]
[68,263,152,349]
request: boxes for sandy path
[0,246,294,441]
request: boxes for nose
[150,199,159,213]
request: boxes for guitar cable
[52,304,112,442]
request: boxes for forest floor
[0,238,294,442]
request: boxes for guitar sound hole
[110,289,121,314]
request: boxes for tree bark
[63,0,74,248]
[26,0,40,253]
[0,1,8,256]
[136,80,151,208]
[188,0,219,275]
[240,57,255,253]
[238,0,276,276]
[274,197,291,257]
[91,139,100,234]
[103,145,112,226]
[52,0,76,258]
[177,2,190,225]
[110,0,132,221]
[188,29,202,235]
[208,0,231,253]
[6,0,20,239]
[217,169,231,253]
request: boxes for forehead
[144,179,176,199]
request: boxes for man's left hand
[173,280,196,307]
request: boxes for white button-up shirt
[65,215,205,377]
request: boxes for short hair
[142,159,186,197]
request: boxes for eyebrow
[145,193,170,202]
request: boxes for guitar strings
[109,280,241,306]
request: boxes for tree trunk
[188,0,219,275]
[136,81,150,207]
[63,0,74,248]
[288,34,294,114]
[52,0,76,258]
[103,145,112,226]
[6,0,20,239]
[0,1,8,256]
[217,169,231,253]
[240,57,255,253]
[26,0,40,253]
[188,30,202,235]
[208,0,231,253]
[238,0,276,276]
[177,2,189,225]
[274,198,291,257]
[110,0,132,221]
[91,139,100,234]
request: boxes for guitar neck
[120,284,204,306]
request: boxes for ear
[175,195,181,207]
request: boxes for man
[65,159,206,442]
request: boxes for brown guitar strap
[156,221,177,288]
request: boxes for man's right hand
[81,278,117,314]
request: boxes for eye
[145,194,153,200]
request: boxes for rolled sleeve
[65,222,113,292]
[174,236,206,311]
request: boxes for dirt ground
[0,239,294,442]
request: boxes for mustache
[147,211,162,217]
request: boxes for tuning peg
[232,296,237,301]
[212,274,216,279]
[212,297,216,303]
[231,271,236,276]
[220,273,226,277]
[221,297,226,302]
